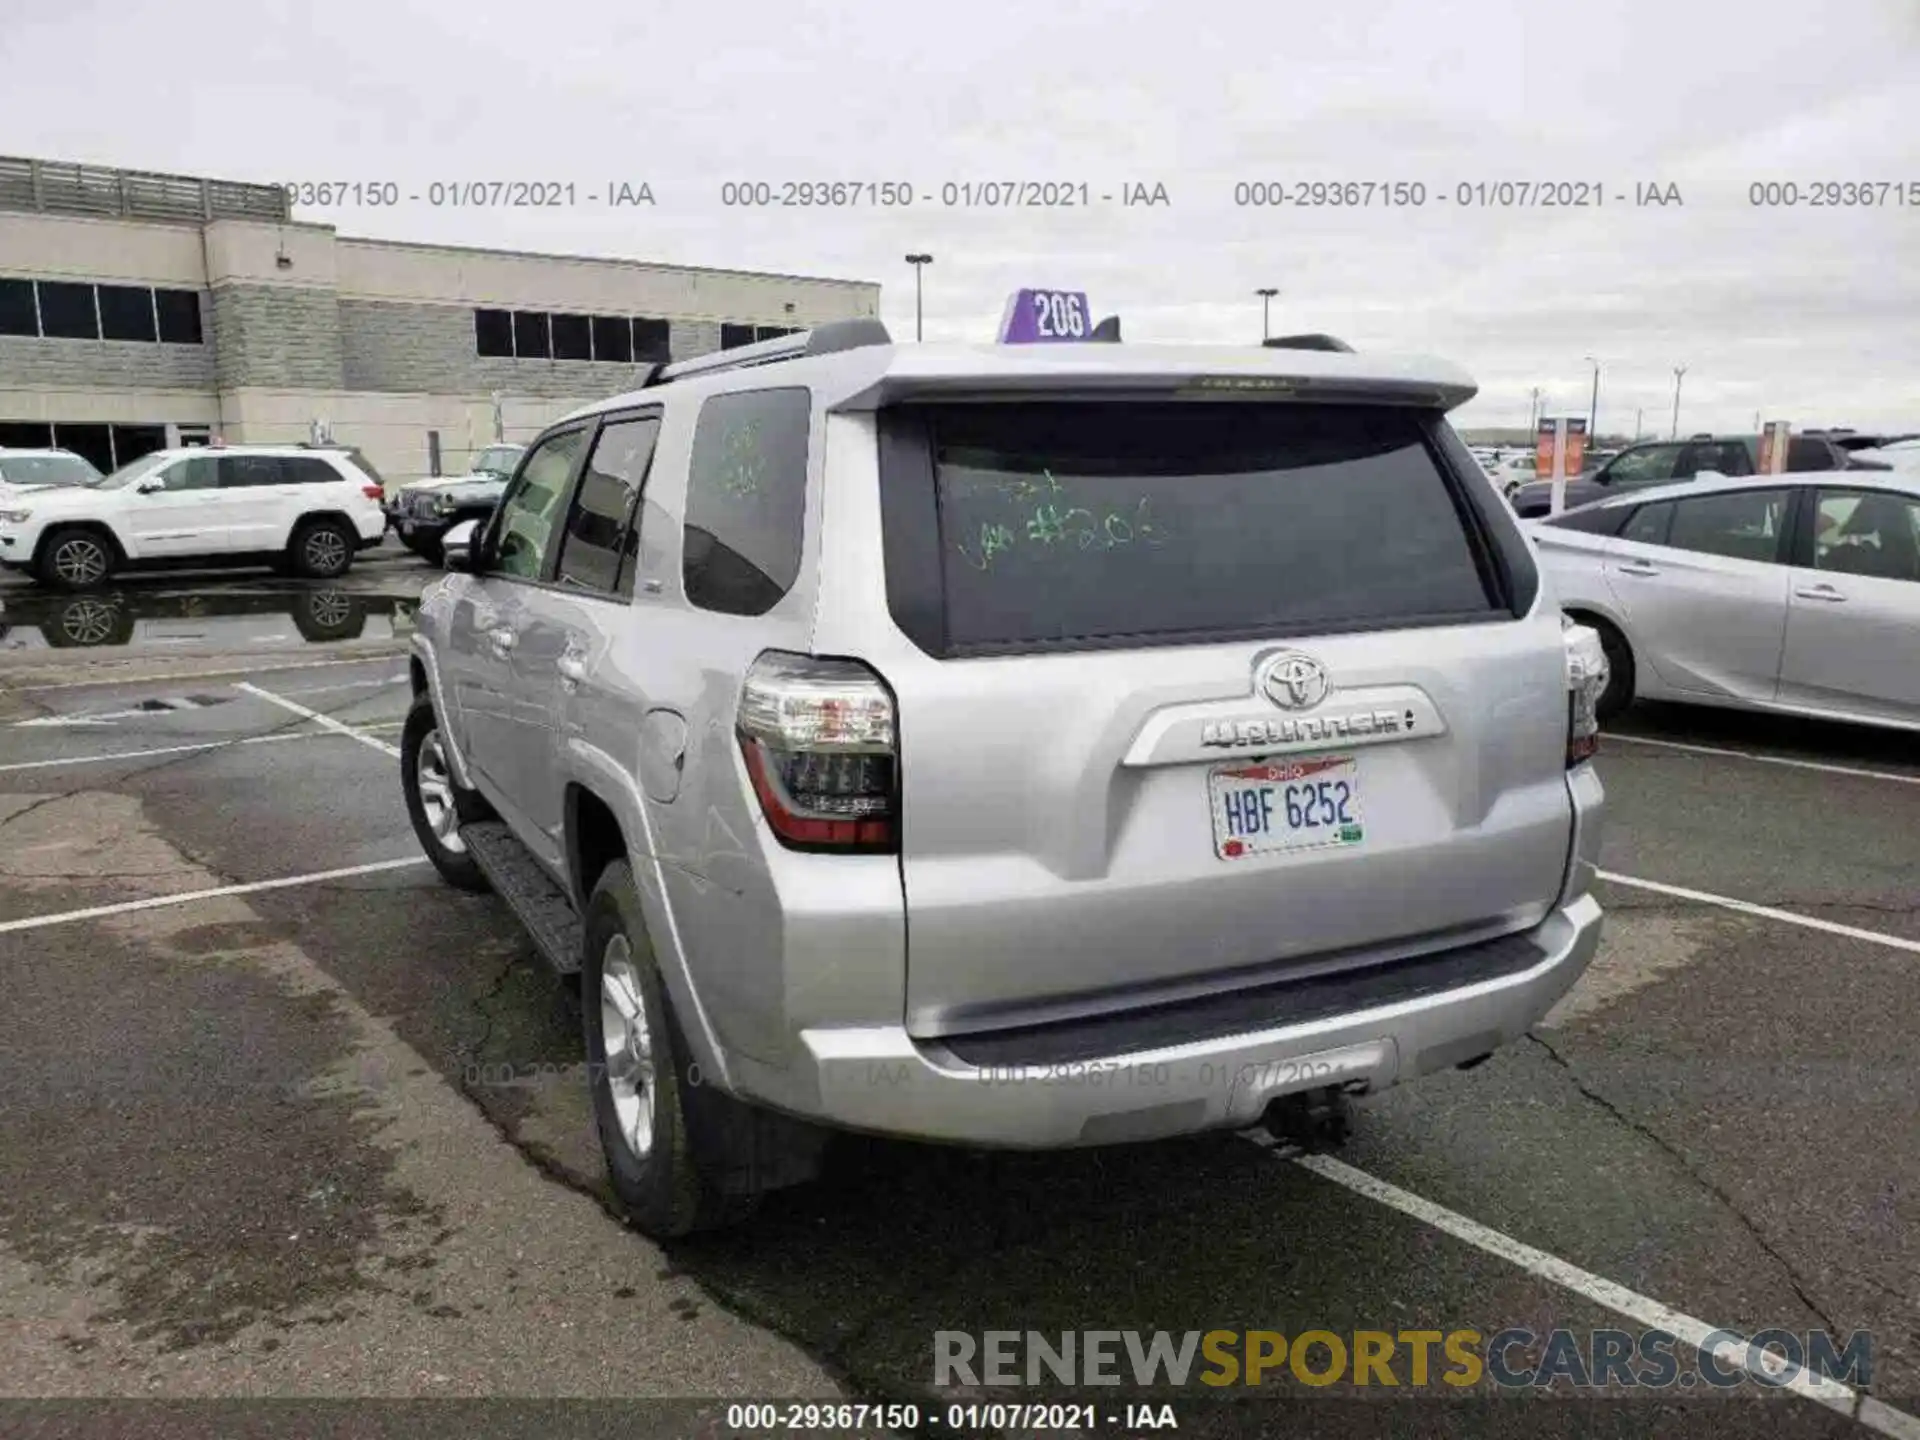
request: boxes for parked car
[1530,473,1920,728]
[399,320,1608,1238]
[0,445,388,590]
[391,474,509,564]
[1508,433,1866,518]
[1842,437,1920,475]
[0,447,102,497]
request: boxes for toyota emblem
[1257,652,1331,711]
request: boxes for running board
[460,821,583,974]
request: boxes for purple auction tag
[997,289,1093,343]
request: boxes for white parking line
[0,857,429,935]
[1599,871,1920,957]
[1607,732,1920,787]
[0,722,405,774]
[1280,1150,1919,1437]
[234,681,402,759]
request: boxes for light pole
[1527,386,1543,433]
[1670,365,1687,439]
[1255,287,1278,341]
[1635,407,1644,440]
[1584,356,1600,438]
[904,254,933,341]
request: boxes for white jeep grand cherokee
[0,445,389,590]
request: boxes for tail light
[1562,617,1607,767]
[361,484,385,501]
[737,653,897,851]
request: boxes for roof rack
[646,318,892,387]
[1262,333,1355,353]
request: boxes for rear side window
[556,416,660,597]
[1542,503,1633,536]
[217,455,286,488]
[1665,488,1790,563]
[897,402,1500,651]
[682,388,811,616]
[1619,502,1674,546]
[1787,438,1837,471]
[283,456,344,485]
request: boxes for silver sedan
[1527,472,1920,731]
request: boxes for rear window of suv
[884,402,1503,652]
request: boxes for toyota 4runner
[400,320,1609,1237]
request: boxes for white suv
[0,446,389,590]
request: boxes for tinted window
[1604,445,1682,486]
[1542,502,1632,536]
[1788,438,1838,472]
[1675,441,1752,478]
[1665,489,1789,564]
[591,315,632,363]
[1619,502,1674,545]
[491,429,586,579]
[719,322,757,350]
[910,402,1498,650]
[37,282,98,339]
[632,317,671,363]
[475,308,514,357]
[165,455,221,491]
[1813,489,1920,583]
[283,456,345,485]
[556,417,660,596]
[155,289,203,344]
[551,313,591,361]
[683,388,811,615]
[217,455,284,488]
[97,285,157,342]
[512,311,550,359]
[0,278,35,335]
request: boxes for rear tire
[583,860,758,1238]
[36,527,116,591]
[290,518,355,579]
[400,696,489,893]
[1586,617,1636,722]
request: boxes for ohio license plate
[1209,755,1363,860]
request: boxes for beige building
[0,156,881,479]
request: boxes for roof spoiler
[642,319,892,387]
[1263,333,1355,353]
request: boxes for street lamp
[903,254,933,341]
[1527,386,1543,432]
[1584,356,1600,438]
[1255,287,1278,341]
[1670,365,1687,439]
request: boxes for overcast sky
[5,0,1917,434]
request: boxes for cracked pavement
[0,609,1915,1435]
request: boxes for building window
[37,281,100,339]
[0,279,36,336]
[719,322,757,351]
[98,284,159,342]
[591,315,632,363]
[551,312,592,361]
[154,289,203,344]
[756,325,797,341]
[632,317,671,363]
[475,308,514,357]
[513,310,551,359]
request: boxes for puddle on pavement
[0,586,416,652]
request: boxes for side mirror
[440,519,481,571]
[135,476,168,494]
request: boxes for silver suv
[401,320,1609,1237]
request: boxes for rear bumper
[792,893,1602,1148]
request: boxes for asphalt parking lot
[1,548,1916,1437]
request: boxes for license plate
[1209,755,1363,860]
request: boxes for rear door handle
[1793,584,1847,602]
[1616,561,1661,577]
